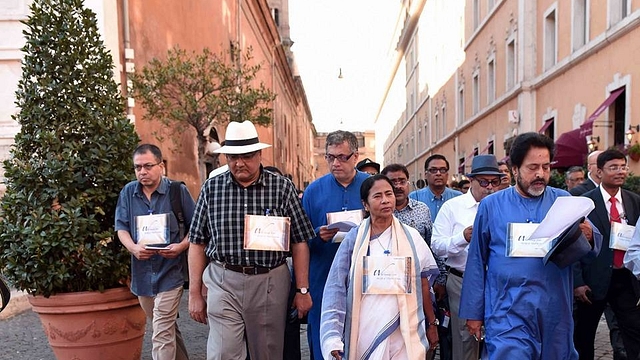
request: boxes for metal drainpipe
[121,0,132,117]
[272,43,278,171]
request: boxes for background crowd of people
[117,122,640,360]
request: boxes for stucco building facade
[0,0,315,195]
[378,0,640,186]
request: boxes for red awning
[553,128,589,168]
[538,119,554,134]
[580,88,625,137]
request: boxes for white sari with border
[320,216,439,360]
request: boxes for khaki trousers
[139,286,189,360]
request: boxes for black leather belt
[450,268,464,278]
[214,260,284,275]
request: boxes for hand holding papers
[327,221,358,232]
[507,196,595,258]
[326,210,363,243]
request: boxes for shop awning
[580,88,625,137]
[553,128,589,168]
[538,119,554,134]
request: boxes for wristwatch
[296,287,309,295]
[428,318,440,327]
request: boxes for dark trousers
[574,269,640,360]
[430,294,452,360]
[283,318,301,360]
[603,305,628,360]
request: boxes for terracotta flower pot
[29,287,146,360]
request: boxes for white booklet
[136,213,170,248]
[506,196,594,257]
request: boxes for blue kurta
[459,186,602,360]
[302,170,370,360]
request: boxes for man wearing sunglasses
[409,154,462,221]
[302,130,370,359]
[432,155,504,360]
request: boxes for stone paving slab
[0,291,612,360]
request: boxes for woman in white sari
[320,175,440,360]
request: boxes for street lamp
[626,125,640,143]
[587,136,600,152]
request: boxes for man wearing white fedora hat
[188,121,316,360]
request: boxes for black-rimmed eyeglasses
[426,168,448,174]
[325,152,355,163]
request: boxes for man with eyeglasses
[496,160,512,191]
[382,163,434,243]
[188,121,315,359]
[409,154,462,221]
[302,130,370,360]
[116,143,195,360]
[570,151,625,360]
[565,166,586,191]
[573,149,640,360]
[570,150,603,196]
[460,132,602,359]
[432,155,504,360]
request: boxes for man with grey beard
[459,132,602,359]
[432,155,504,360]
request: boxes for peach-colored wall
[120,0,314,195]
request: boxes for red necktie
[610,197,625,268]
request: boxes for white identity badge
[610,222,635,251]
[362,256,412,294]
[244,215,290,251]
[506,223,550,258]
[327,209,363,243]
[136,213,170,248]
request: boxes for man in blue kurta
[302,130,370,360]
[459,132,602,359]
[409,154,462,220]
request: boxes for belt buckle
[243,266,257,275]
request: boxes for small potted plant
[628,143,640,162]
[0,0,144,358]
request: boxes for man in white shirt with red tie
[573,149,640,360]
[431,155,504,360]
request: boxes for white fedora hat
[214,121,272,154]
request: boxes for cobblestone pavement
[0,291,308,360]
[0,290,613,359]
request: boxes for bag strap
[169,180,190,286]
[169,180,185,239]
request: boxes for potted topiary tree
[0,0,144,358]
